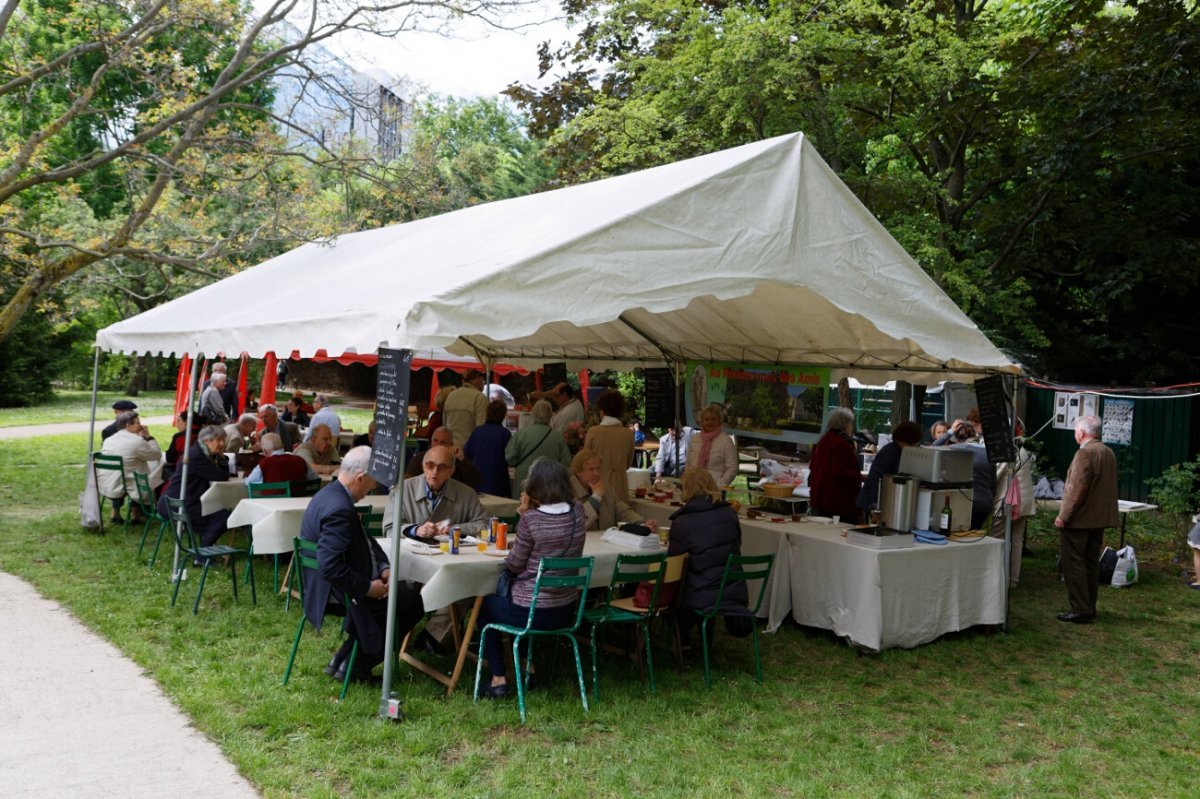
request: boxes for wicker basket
[761,482,798,499]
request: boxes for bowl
[762,482,798,499]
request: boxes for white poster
[1053,391,1098,430]
[1102,399,1134,445]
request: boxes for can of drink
[496,522,507,551]
[489,517,498,544]
[450,526,460,555]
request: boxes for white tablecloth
[200,478,248,516]
[628,495,793,633]
[786,527,1005,651]
[390,531,660,611]
[227,492,521,558]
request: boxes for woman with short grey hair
[505,399,573,499]
[808,407,862,522]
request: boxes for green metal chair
[282,536,359,702]
[245,481,292,590]
[473,556,595,723]
[697,553,774,688]
[355,505,384,537]
[92,453,129,533]
[290,477,323,497]
[133,470,165,560]
[583,551,667,700]
[607,552,689,671]
[247,481,291,498]
[165,497,256,614]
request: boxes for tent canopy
[96,133,1018,385]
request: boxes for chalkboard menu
[542,361,567,389]
[974,375,1017,465]
[643,368,679,429]
[368,348,413,487]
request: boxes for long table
[626,493,1006,650]
[628,495,794,633]
[786,527,1005,651]
[391,531,663,695]
[226,492,519,558]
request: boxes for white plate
[482,550,508,558]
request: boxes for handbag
[495,569,517,597]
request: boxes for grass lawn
[1,431,1198,798]
[0,390,178,427]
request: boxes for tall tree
[508,0,1200,383]
[0,0,535,349]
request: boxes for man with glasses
[394,444,490,654]
[396,445,488,540]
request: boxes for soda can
[489,516,498,544]
[450,526,460,555]
[496,521,508,551]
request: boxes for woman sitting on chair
[668,467,751,646]
[477,459,586,699]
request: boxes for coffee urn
[879,474,920,532]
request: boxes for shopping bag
[1111,545,1138,587]
[80,458,102,532]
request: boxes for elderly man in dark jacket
[301,446,424,682]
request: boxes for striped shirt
[507,501,587,608]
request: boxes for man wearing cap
[442,369,488,447]
[101,400,138,440]
[304,394,342,441]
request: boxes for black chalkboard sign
[974,375,1017,465]
[643,368,678,429]
[542,361,567,389]
[368,348,413,487]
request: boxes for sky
[265,2,574,100]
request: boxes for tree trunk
[837,377,851,410]
[891,381,912,426]
[124,354,146,396]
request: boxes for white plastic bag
[80,457,102,532]
[1111,545,1138,587]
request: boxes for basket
[762,482,798,499]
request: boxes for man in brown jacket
[1053,414,1119,623]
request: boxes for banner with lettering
[684,361,830,444]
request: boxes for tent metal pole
[87,347,100,460]
[172,349,202,584]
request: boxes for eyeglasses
[424,462,452,473]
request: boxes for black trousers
[341,585,426,673]
[1060,527,1104,615]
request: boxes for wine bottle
[939,496,953,534]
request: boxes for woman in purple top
[477,459,586,699]
[464,399,513,497]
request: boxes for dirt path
[0,416,175,441]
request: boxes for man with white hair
[199,372,229,424]
[245,432,315,485]
[304,394,341,441]
[224,413,258,453]
[301,446,424,683]
[259,404,300,451]
[1053,414,1119,624]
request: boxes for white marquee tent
[96,133,1018,385]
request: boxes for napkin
[601,528,662,550]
